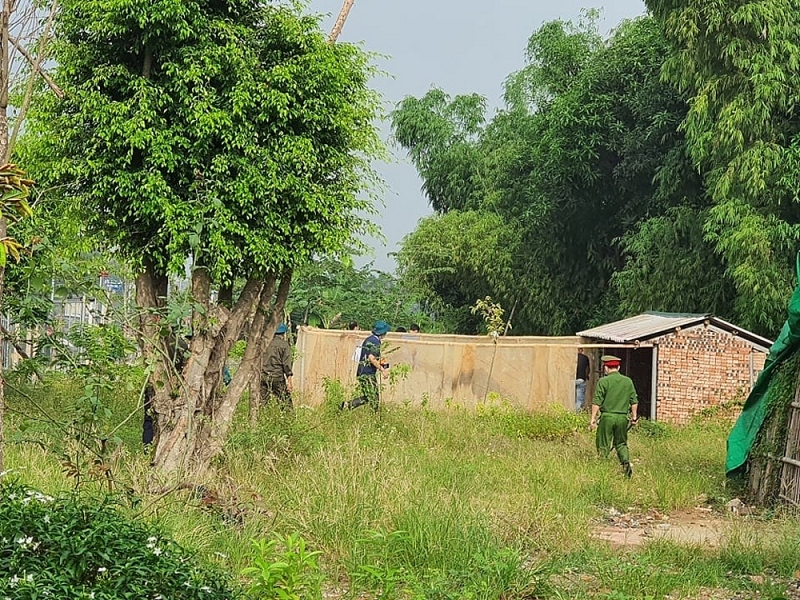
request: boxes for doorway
[603,347,655,420]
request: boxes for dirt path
[591,506,733,548]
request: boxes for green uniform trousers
[596,413,630,465]
[261,374,292,410]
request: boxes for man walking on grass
[342,320,390,412]
[590,355,638,478]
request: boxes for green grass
[3,375,800,599]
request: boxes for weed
[351,529,411,599]
[242,533,323,600]
[322,376,349,413]
[632,418,669,438]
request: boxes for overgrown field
[3,373,800,599]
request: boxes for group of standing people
[577,350,639,478]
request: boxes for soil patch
[591,506,731,548]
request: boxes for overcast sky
[308,0,647,272]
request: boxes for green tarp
[726,256,800,474]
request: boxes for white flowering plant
[0,482,242,599]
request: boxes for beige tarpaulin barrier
[293,327,583,411]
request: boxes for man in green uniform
[260,323,294,410]
[590,355,638,477]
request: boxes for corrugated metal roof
[577,312,772,349]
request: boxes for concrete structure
[578,313,771,424]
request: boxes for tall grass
[3,375,800,599]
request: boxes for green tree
[647,0,800,335]
[504,8,603,110]
[24,0,381,478]
[395,210,518,334]
[395,16,714,335]
[508,17,706,334]
[391,89,487,213]
[609,206,735,320]
[287,258,431,332]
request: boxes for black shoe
[623,462,632,478]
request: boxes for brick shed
[577,313,772,425]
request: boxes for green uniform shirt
[593,371,637,414]
[262,336,293,378]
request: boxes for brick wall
[655,326,768,425]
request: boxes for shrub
[322,377,349,412]
[242,533,323,600]
[633,418,670,438]
[0,481,242,599]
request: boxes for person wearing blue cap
[260,323,293,409]
[343,320,390,411]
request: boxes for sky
[308,0,647,272]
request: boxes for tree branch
[8,34,63,99]
[328,0,355,44]
[0,321,28,359]
[8,0,59,159]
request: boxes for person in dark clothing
[344,320,390,412]
[348,321,360,331]
[575,348,591,413]
[260,324,294,409]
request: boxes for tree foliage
[391,90,487,213]
[646,0,800,334]
[393,15,728,335]
[27,0,379,282]
[395,210,518,332]
[21,0,382,478]
[288,258,432,332]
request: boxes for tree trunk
[191,272,292,471]
[248,375,260,427]
[0,217,6,474]
[135,259,173,451]
[141,266,284,481]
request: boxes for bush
[632,418,670,438]
[0,481,242,599]
[322,377,349,412]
